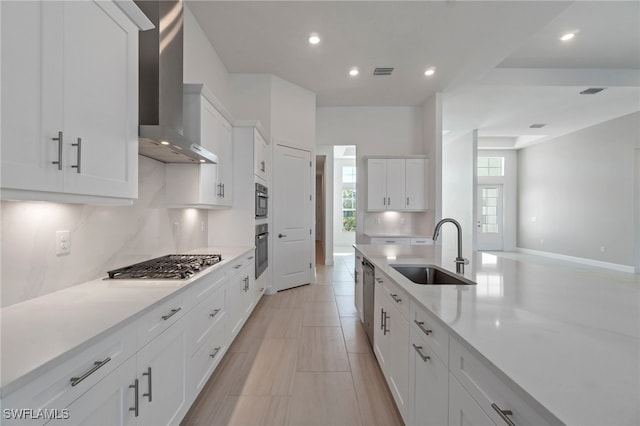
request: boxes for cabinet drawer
[2,326,136,426]
[228,251,255,278]
[186,285,226,354]
[449,337,559,426]
[375,270,410,320]
[137,293,186,348]
[410,238,432,245]
[186,266,228,308]
[449,372,495,426]
[370,237,411,245]
[410,302,449,364]
[187,318,227,395]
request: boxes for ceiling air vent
[373,67,394,76]
[529,123,546,129]
[580,88,605,95]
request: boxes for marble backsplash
[0,156,209,307]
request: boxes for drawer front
[449,337,559,426]
[187,319,227,395]
[137,293,186,348]
[410,238,432,245]
[376,271,410,320]
[410,302,449,364]
[449,372,495,426]
[370,237,411,245]
[2,327,136,426]
[228,251,255,278]
[186,285,226,353]
[186,266,228,309]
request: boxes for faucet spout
[432,218,469,274]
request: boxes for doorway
[315,155,326,265]
[476,184,504,251]
[333,145,356,255]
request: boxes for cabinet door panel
[385,159,406,210]
[63,1,138,198]
[1,1,64,193]
[410,329,448,426]
[137,324,187,426]
[367,159,387,210]
[449,374,495,426]
[405,159,426,210]
[48,357,137,426]
[388,303,409,419]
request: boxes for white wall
[477,149,517,251]
[229,74,272,134]
[518,112,639,268]
[271,76,316,151]
[316,107,424,244]
[442,130,477,261]
[183,5,232,108]
[422,93,442,226]
[0,157,209,307]
[316,145,334,265]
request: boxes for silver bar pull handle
[142,367,152,402]
[407,197,410,206]
[390,293,402,303]
[491,403,516,426]
[70,357,111,387]
[388,197,391,205]
[383,197,386,206]
[210,308,221,318]
[210,346,222,359]
[380,308,385,330]
[375,278,383,283]
[222,183,225,198]
[414,320,433,336]
[247,256,255,260]
[412,344,431,362]
[71,137,81,173]
[52,131,63,170]
[383,312,390,335]
[161,307,181,321]
[261,160,265,172]
[129,378,139,417]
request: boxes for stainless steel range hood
[135,0,217,164]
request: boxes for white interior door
[274,144,312,291]
[476,185,503,251]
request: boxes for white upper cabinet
[367,158,427,211]
[1,1,150,203]
[254,129,269,182]
[166,84,233,208]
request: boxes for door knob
[278,233,287,238]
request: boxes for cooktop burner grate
[107,254,222,280]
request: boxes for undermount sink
[391,265,476,285]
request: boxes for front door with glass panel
[477,185,503,250]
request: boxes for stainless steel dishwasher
[362,258,375,346]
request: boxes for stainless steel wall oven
[255,183,268,218]
[255,223,268,278]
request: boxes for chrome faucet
[432,218,469,274]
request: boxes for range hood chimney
[135,0,217,164]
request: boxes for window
[481,187,499,233]
[342,166,356,183]
[477,157,504,177]
[342,188,356,231]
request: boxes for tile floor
[181,250,403,426]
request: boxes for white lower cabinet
[373,271,409,421]
[135,319,187,426]
[354,250,364,322]
[449,373,495,426]
[367,268,557,426]
[47,356,137,426]
[409,329,448,426]
[226,252,256,341]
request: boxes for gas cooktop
[107,254,222,280]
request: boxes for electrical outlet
[56,230,70,256]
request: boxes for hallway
[181,252,403,425]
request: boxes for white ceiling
[186,0,640,148]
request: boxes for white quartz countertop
[0,246,253,396]
[365,232,431,238]
[355,244,640,426]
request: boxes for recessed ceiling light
[349,68,359,77]
[424,67,436,76]
[560,31,576,41]
[200,159,206,163]
[160,141,170,145]
[308,33,320,45]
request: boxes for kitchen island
[355,243,640,426]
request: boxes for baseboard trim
[516,247,636,273]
